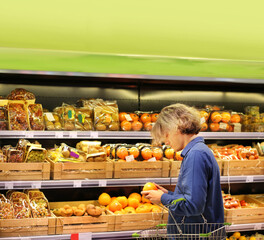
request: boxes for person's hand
[154,183,168,194]
[141,189,164,205]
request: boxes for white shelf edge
[1,223,263,240]
[0,131,263,139]
[0,176,263,190]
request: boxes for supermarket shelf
[0,131,263,139]
[0,178,171,190]
[170,175,264,185]
[1,176,264,190]
[1,223,264,239]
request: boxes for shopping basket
[132,199,228,240]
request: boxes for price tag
[233,123,242,132]
[69,131,77,138]
[26,132,34,138]
[125,114,133,121]
[219,122,228,130]
[55,131,63,138]
[200,117,206,124]
[90,131,98,138]
[126,155,135,162]
[148,157,157,162]
[31,181,41,189]
[79,233,92,240]
[99,180,107,187]
[73,180,82,188]
[246,176,254,182]
[44,112,55,122]
[21,238,31,240]
[254,223,262,230]
[5,182,13,189]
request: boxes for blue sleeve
[161,151,209,217]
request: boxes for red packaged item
[7,148,24,162]
[8,102,29,130]
[28,104,45,130]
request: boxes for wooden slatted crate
[0,216,56,237]
[108,208,168,231]
[224,195,264,224]
[50,200,115,234]
[222,157,264,176]
[113,160,170,178]
[0,161,50,181]
[49,160,113,180]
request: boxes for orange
[141,195,151,203]
[210,112,222,123]
[128,198,140,209]
[129,147,140,159]
[111,197,117,202]
[105,145,111,157]
[221,112,231,123]
[209,123,220,132]
[231,114,241,123]
[200,110,209,121]
[109,200,122,212]
[116,147,129,160]
[151,205,162,213]
[175,151,183,161]
[129,113,139,121]
[164,148,175,159]
[119,112,127,122]
[116,196,128,208]
[124,206,136,214]
[144,121,153,131]
[140,113,151,123]
[141,148,153,160]
[238,237,246,240]
[232,232,241,239]
[104,113,112,124]
[111,148,116,158]
[98,193,111,206]
[117,159,126,162]
[136,205,151,213]
[121,120,132,131]
[212,106,221,110]
[131,121,143,131]
[152,147,163,160]
[143,182,158,191]
[200,122,208,131]
[128,192,142,202]
[151,113,159,122]
[114,210,123,215]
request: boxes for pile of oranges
[98,191,162,215]
[119,112,159,131]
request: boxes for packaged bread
[76,141,106,162]
[44,112,62,130]
[7,88,35,101]
[94,100,119,131]
[75,107,93,131]
[0,194,14,219]
[8,102,29,130]
[28,104,45,130]
[0,106,8,130]
[54,104,75,130]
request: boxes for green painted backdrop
[0,0,264,79]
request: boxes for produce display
[227,231,263,240]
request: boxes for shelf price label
[31,181,42,189]
[55,131,63,138]
[99,180,107,187]
[5,182,13,189]
[69,131,77,138]
[90,131,98,138]
[71,233,92,240]
[246,176,254,182]
[26,132,34,138]
[254,223,262,230]
[73,180,82,188]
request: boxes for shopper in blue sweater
[141,103,224,236]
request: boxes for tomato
[230,200,239,208]
[224,201,231,209]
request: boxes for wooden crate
[113,160,170,178]
[224,195,264,224]
[169,160,222,177]
[0,215,56,237]
[49,160,113,180]
[50,200,115,234]
[109,208,168,231]
[222,157,264,176]
[0,161,50,181]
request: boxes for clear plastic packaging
[25,147,47,163]
[7,88,35,101]
[0,106,8,130]
[8,102,29,130]
[75,107,93,131]
[7,148,24,162]
[10,191,31,219]
[76,141,106,162]
[28,104,45,130]
[54,104,75,131]
[44,112,62,130]
[0,194,14,219]
[209,110,232,132]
